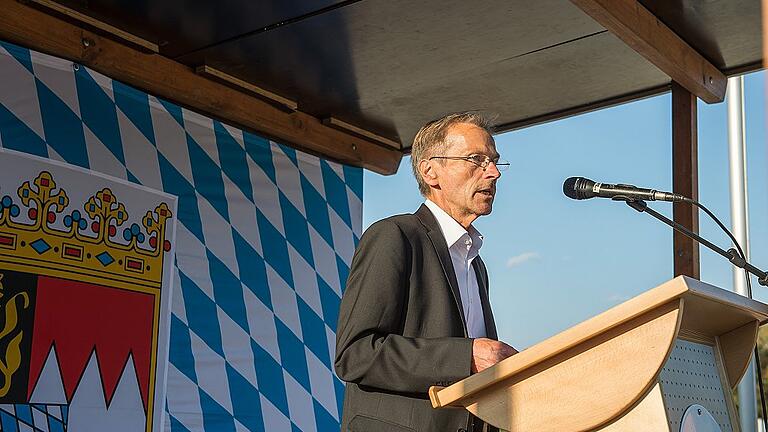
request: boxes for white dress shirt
[424,200,487,338]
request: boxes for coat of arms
[0,150,176,431]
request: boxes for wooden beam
[0,0,402,175]
[569,0,726,103]
[672,82,700,279]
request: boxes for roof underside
[49,0,762,150]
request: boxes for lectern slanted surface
[429,276,768,432]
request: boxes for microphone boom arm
[626,200,768,286]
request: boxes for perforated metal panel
[658,340,733,432]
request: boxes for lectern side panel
[658,340,733,432]
[718,320,759,387]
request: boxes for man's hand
[471,338,518,373]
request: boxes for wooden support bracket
[195,65,298,111]
[23,0,159,53]
[322,117,401,150]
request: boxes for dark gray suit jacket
[335,204,498,432]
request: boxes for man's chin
[474,203,493,216]
[468,195,495,217]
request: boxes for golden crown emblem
[0,171,172,291]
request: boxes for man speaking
[335,112,517,432]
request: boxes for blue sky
[363,71,768,350]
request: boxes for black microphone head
[563,176,596,200]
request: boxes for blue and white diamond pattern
[0,39,363,431]
[0,403,68,431]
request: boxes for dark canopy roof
[29,0,764,153]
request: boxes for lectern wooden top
[430,276,768,411]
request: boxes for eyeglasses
[429,154,510,171]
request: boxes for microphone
[563,177,687,202]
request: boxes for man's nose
[485,161,502,178]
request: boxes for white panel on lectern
[658,340,732,432]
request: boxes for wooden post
[672,82,700,278]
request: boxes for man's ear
[419,158,439,187]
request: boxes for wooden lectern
[429,276,768,431]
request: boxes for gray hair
[410,111,495,196]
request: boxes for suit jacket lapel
[415,204,468,332]
[473,257,498,340]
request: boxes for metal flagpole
[728,74,757,432]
